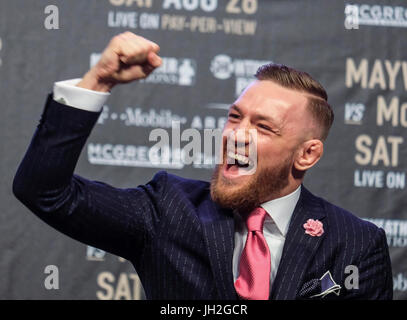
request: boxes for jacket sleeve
[347,227,393,300]
[13,94,167,262]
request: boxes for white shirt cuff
[53,78,110,112]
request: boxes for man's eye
[228,113,240,119]
[258,124,271,131]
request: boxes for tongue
[227,164,240,173]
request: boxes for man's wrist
[54,78,110,112]
[76,69,115,92]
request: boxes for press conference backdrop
[1,0,406,300]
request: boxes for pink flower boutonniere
[303,219,324,237]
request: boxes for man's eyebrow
[229,104,242,114]
[254,112,281,128]
[229,104,282,127]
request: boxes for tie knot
[246,207,267,232]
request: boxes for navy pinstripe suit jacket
[13,96,393,300]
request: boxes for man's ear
[294,139,324,171]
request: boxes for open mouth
[226,151,252,168]
[223,151,256,178]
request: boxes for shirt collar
[260,185,301,236]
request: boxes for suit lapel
[200,198,238,300]
[270,186,327,300]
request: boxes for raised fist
[77,32,162,92]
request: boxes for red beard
[210,154,292,214]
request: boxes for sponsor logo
[143,57,196,86]
[364,218,407,247]
[97,105,188,127]
[210,54,270,96]
[345,4,407,29]
[210,54,234,80]
[88,143,184,169]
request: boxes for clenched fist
[77,32,162,92]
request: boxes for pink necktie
[234,207,271,300]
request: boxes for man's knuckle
[111,35,122,45]
[137,44,148,54]
[132,47,143,56]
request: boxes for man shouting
[13,32,393,300]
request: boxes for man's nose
[229,122,253,148]
[236,119,254,143]
[233,130,250,148]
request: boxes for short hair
[255,63,334,141]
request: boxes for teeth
[227,151,250,165]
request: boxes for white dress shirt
[232,186,301,288]
[53,79,302,290]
